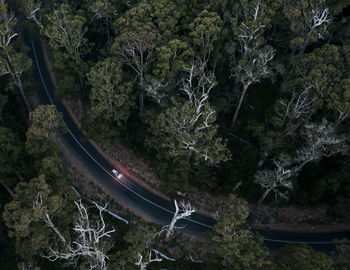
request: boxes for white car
[112,169,123,179]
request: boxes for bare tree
[276,87,316,124]
[156,200,196,239]
[274,87,317,134]
[254,154,298,207]
[135,248,162,270]
[41,200,115,270]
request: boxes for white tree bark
[163,200,196,239]
[23,0,43,28]
[135,250,162,270]
[42,200,115,270]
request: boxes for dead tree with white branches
[274,86,317,134]
[254,154,298,207]
[41,200,115,270]
[135,248,162,270]
[156,200,196,239]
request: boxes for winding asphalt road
[30,38,350,252]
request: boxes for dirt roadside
[39,38,350,233]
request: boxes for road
[29,38,350,252]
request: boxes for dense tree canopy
[1,0,350,268]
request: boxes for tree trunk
[139,92,144,113]
[15,171,25,182]
[0,180,14,198]
[79,75,87,103]
[5,49,31,113]
[231,83,249,129]
[14,76,32,113]
[139,74,144,114]
[256,189,270,209]
[45,214,67,244]
[166,200,179,239]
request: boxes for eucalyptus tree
[44,4,88,63]
[87,57,134,126]
[43,3,89,98]
[0,0,32,112]
[0,126,22,194]
[85,0,117,39]
[112,0,180,113]
[3,175,75,264]
[272,243,335,270]
[112,9,157,112]
[153,38,194,80]
[25,105,65,155]
[115,227,161,270]
[254,119,347,206]
[207,194,269,269]
[254,154,298,207]
[229,0,279,128]
[282,0,333,53]
[43,200,116,270]
[154,200,196,240]
[189,10,222,62]
[148,62,230,166]
[294,119,348,169]
[22,0,42,28]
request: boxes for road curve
[29,38,350,252]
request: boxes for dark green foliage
[2,0,350,267]
[271,243,335,270]
[206,194,269,269]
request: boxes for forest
[1,0,350,269]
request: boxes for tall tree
[3,175,74,264]
[0,0,32,112]
[43,200,115,270]
[207,194,269,269]
[115,227,162,270]
[294,119,348,169]
[43,3,89,98]
[25,105,65,155]
[85,0,117,40]
[148,62,230,165]
[189,10,222,62]
[253,119,347,206]
[254,154,298,207]
[229,0,279,128]
[44,4,88,64]
[112,3,158,113]
[112,0,181,113]
[22,0,42,28]
[282,0,332,53]
[87,57,134,126]
[0,126,22,193]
